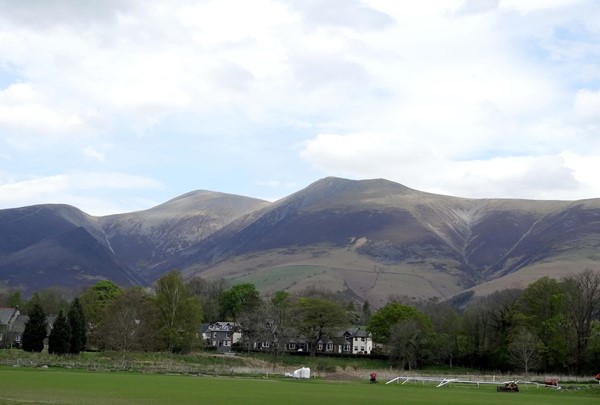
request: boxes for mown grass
[0,366,598,405]
[245,351,389,371]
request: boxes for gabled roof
[343,327,371,338]
[8,315,55,335]
[9,315,29,333]
[205,321,239,331]
[0,307,19,325]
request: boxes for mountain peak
[275,177,418,210]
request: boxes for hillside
[170,178,600,303]
[0,192,268,293]
[1,178,599,303]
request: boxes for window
[343,344,351,352]
[317,342,323,351]
[326,343,333,351]
[360,346,365,352]
[361,337,365,342]
[288,343,296,350]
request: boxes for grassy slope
[203,248,466,304]
[1,367,598,405]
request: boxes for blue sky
[1,0,599,215]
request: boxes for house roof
[8,315,55,335]
[9,315,29,333]
[205,322,239,332]
[343,327,371,338]
[0,307,19,325]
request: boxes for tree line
[2,269,599,375]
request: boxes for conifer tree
[21,303,47,352]
[48,311,71,355]
[68,298,87,354]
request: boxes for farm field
[1,367,599,405]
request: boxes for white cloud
[574,88,600,124]
[455,0,499,16]
[0,0,599,213]
[0,172,163,215]
[0,83,86,137]
[82,146,106,162]
[284,0,396,31]
[300,131,598,200]
[500,0,584,13]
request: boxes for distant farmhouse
[201,322,242,352]
[201,320,373,355]
[0,307,21,348]
[0,307,55,349]
[281,328,373,355]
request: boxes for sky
[1,0,599,216]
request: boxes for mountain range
[1,177,599,306]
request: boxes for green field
[1,367,599,405]
[231,265,330,290]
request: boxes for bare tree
[389,318,429,370]
[508,327,542,374]
[186,277,226,323]
[562,270,600,373]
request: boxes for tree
[219,283,261,322]
[155,271,203,353]
[368,302,431,343]
[513,277,568,371]
[79,280,122,325]
[268,291,292,367]
[586,321,600,370]
[68,298,86,354]
[271,291,291,331]
[0,289,23,308]
[24,288,70,316]
[79,280,122,347]
[237,291,293,368]
[291,297,348,357]
[21,303,47,352]
[389,318,430,370]
[562,270,600,373]
[460,289,521,370]
[237,302,269,353]
[368,301,432,368]
[186,277,226,323]
[507,327,542,374]
[361,300,372,325]
[48,311,71,355]
[422,300,462,368]
[97,288,160,353]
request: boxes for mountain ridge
[1,177,599,303]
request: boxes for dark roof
[0,308,19,325]
[343,327,371,338]
[9,315,56,335]
[10,315,29,333]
